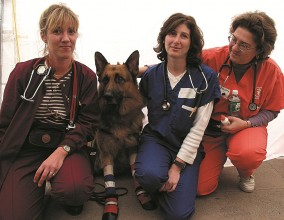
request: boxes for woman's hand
[159,164,181,193]
[33,147,68,187]
[138,65,151,77]
[221,116,248,134]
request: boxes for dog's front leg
[102,157,115,195]
[102,157,119,220]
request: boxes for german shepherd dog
[94,50,156,220]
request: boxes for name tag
[178,88,196,99]
[220,86,230,99]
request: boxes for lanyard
[67,62,78,129]
[45,58,78,128]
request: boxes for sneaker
[239,175,255,193]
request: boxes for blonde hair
[39,3,79,55]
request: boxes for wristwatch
[173,159,186,171]
[61,145,71,154]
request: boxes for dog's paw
[102,212,118,220]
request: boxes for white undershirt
[167,68,214,164]
[177,102,213,164]
[167,69,186,89]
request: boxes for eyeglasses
[228,34,256,52]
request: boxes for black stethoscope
[21,57,78,129]
[218,56,258,111]
[162,62,208,111]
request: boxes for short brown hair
[230,11,277,60]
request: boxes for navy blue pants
[135,134,202,220]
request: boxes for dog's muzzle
[104,91,123,105]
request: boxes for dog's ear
[125,50,139,78]
[94,51,109,77]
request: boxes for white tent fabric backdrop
[1,0,284,165]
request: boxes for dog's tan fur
[94,50,144,174]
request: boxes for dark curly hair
[154,13,204,65]
[230,11,277,60]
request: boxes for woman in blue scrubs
[135,13,220,220]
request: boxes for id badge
[220,86,230,99]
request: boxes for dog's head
[94,50,143,114]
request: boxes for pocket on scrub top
[170,104,196,137]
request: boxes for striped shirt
[34,72,72,125]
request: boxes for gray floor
[44,157,284,220]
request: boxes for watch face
[63,145,70,153]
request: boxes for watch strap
[173,159,186,171]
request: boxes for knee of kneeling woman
[163,206,195,220]
[228,149,266,170]
[135,169,163,193]
[51,177,94,205]
[197,181,218,196]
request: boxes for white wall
[1,0,284,160]
[2,0,284,71]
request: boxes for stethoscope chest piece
[36,64,47,75]
[162,100,171,111]
[248,102,257,111]
[21,61,52,102]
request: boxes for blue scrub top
[139,62,220,151]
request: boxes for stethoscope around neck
[161,62,208,111]
[20,57,78,129]
[218,56,258,111]
[21,58,53,102]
